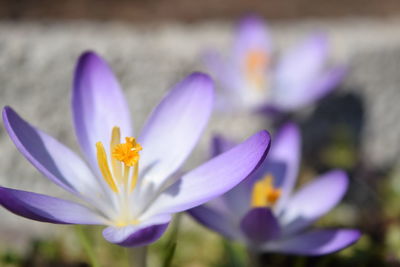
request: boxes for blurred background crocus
[204,16,346,114]
[0,52,272,247]
[189,123,360,255]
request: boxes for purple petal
[2,107,101,196]
[211,135,236,158]
[268,123,301,212]
[281,170,348,234]
[275,33,328,87]
[308,65,346,100]
[274,66,346,112]
[102,214,171,247]
[264,229,361,255]
[138,72,214,189]
[188,205,240,240]
[271,33,333,110]
[233,16,271,65]
[143,130,271,217]
[203,51,242,104]
[72,51,132,170]
[203,16,270,111]
[0,186,103,224]
[240,207,281,244]
[209,135,251,217]
[204,52,250,112]
[218,123,300,217]
[289,66,346,110]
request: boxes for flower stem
[247,249,262,267]
[161,214,181,267]
[75,225,101,267]
[128,246,148,267]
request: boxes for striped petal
[2,107,102,197]
[102,214,171,247]
[214,124,300,217]
[72,51,132,170]
[264,229,361,255]
[142,130,271,218]
[268,123,301,212]
[211,135,236,158]
[138,73,214,190]
[0,186,103,224]
[188,205,240,240]
[281,170,348,234]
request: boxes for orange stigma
[112,137,142,167]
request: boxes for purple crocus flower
[0,51,271,247]
[205,16,346,113]
[189,123,360,255]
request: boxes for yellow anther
[244,50,268,91]
[130,162,139,192]
[251,174,281,207]
[112,137,142,167]
[96,142,119,193]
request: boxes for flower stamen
[251,174,281,207]
[130,162,139,192]
[244,50,268,91]
[96,128,142,195]
[95,127,144,226]
[96,142,119,193]
[112,135,142,193]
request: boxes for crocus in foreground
[205,16,346,113]
[189,123,360,255]
[0,51,271,247]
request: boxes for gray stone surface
[0,18,400,246]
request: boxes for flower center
[112,137,142,167]
[95,126,142,226]
[244,50,269,92]
[251,174,281,208]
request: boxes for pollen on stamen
[266,187,281,205]
[251,174,281,207]
[112,137,142,166]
